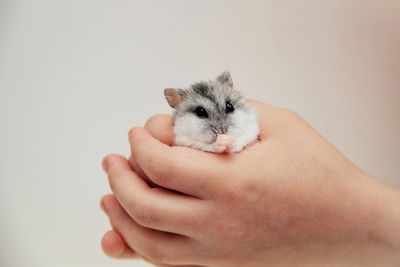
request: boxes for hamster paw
[214,134,235,153]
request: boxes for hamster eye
[195,106,209,118]
[225,101,234,113]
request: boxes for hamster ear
[164,88,185,108]
[217,71,233,87]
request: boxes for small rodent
[164,71,259,153]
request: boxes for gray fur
[171,71,248,135]
[216,71,233,87]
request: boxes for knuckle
[208,216,246,242]
[219,186,240,204]
[142,242,171,264]
[146,157,174,186]
[282,108,304,122]
[142,239,190,265]
[131,204,158,228]
[218,179,242,203]
[142,242,163,262]
[238,177,262,199]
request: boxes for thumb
[143,114,174,146]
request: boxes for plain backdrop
[0,0,399,266]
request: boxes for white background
[1,1,399,266]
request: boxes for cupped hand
[101,100,400,266]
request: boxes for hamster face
[166,72,259,153]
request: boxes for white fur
[226,108,259,153]
[173,106,259,153]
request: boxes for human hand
[101,100,400,266]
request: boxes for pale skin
[101,99,400,266]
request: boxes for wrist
[365,174,400,246]
[344,170,400,266]
[292,168,400,266]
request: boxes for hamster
[164,71,259,153]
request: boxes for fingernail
[102,158,109,173]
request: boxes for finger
[101,194,200,265]
[101,230,140,259]
[101,230,203,267]
[133,114,173,187]
[103,154,206,235]
[129,127,222,198]
[144,114,174,146]
[128,155,157,187]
